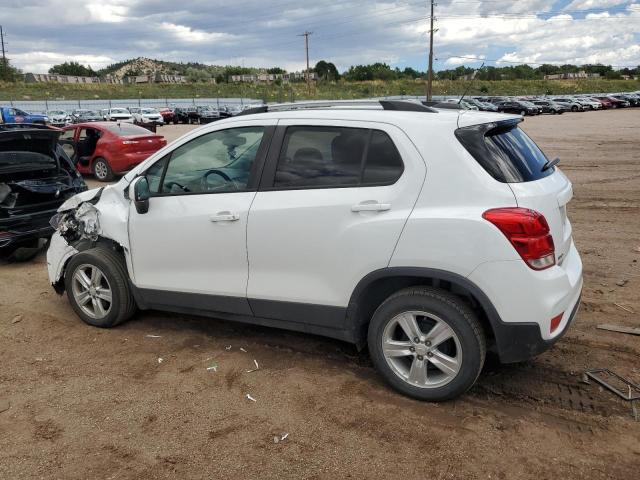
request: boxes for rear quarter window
[455,121,554,183]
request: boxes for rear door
[246,120,426,327]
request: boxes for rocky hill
[98,57,214,78]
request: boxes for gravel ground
[1,110,639,479]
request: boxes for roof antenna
[459,62,484,104]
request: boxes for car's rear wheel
[368,287,486,401]
[520,110,526,116]
[64,247,136,328]
[93,157,114,182]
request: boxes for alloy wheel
[71,264,113,319]
[95,161,108,180]
[381,311,462,388]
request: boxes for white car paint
[47,106,582,344]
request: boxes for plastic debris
[281,433,289,441]
[246,394,257,402]
[157,357,164,364]
[225,345,232,351]
[11,315,22,324]
[246,359,260,373]
[146,334,162,338]
[274,433,289,443]
[240,347,247,352]
[207,361,219,372]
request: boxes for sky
[1,0,639,74]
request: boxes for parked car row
[38,104,257,128]
[466,92,640,116]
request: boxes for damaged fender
[46,181,133,287]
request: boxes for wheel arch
[346,267,502,350]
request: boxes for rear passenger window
[274,126,403,188]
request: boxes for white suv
[46,100,583,401]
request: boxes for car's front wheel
[368,287,486,401]
[93,157,114,182]
[65,247,137,328]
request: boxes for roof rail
[238,99,437,116]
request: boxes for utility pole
[426,0,436,101]
[298,31,313,96]
[0,25,7,70]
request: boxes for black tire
[368,287,486,401]
[93,157,114,182]
[520,110,526,116]
[64,247,137,328]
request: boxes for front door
[128,121,275,313]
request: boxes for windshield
[48,111,66,116]
[141,109,158,114]
[111,109,129,114]
[80,111,99,117]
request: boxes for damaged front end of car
[47,184,132,294]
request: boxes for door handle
[209,212,240,222]
[351,202,391,212]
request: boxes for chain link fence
[0,98,265,113]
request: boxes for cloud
[1,0,639,74]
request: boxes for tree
[343,63,397,81]
[314,60,340,81]
[267,67,286,74]
[49,61,97,76]
[0,57,20,81]
[185,67,212,83]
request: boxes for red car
[59,122,166,181]
[159,107,176,124]
[591,97,614,109]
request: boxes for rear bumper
[468,240,583,363]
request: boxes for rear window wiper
[541,156,560,172]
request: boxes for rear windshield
[103,123,151,136]
[455,121,554,183]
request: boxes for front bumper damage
[46,183,131,291]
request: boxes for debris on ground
[584,368,640,420]
[246,394,257,402]
[246,359,260,373]
[633,246,640,254]
[597,324,640,335]
[146,334,162,338]
[273,433,289,444]
[613,303,635,314]
[225,345,232,351]
[616,279,629,287]
[157,357,164,364]
[239,347,247,353]
[11,315,22,324]
[207,361,219,372]
[0,399,10,413]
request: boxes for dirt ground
[1,111,639,479]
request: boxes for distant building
[24,72,187,84]
[230,71,317,83]
[543,71,601,80]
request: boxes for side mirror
[131,176,150,214]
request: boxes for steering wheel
[164,181,190,193]
[201,169,238,191]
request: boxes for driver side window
[160,126,265,195]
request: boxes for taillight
[483,207,556,270]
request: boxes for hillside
[97,57,230,79]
